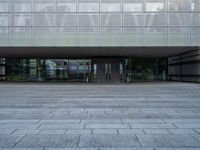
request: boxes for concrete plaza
[0,82,200,150]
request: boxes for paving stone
[0,83,200,149]
[144,129,171,134]
[15,135,79,148]
[39,130,65,134]
[169,129,198,134]
[13,130,40,135]
[100,148,154,150]
[38,124,84,130]
[0,130,15,134]
[174,124,200,129]
[39,120,81,124]
[118,129,145,135]
[85,124,130,129]
[130,123,176,129]
[156,148,200,150]
[79,135,140,147]
[66,129,91,135]
[0,148,43,150]
[0,135,24,147]
[81,119,122,124]
[93,129,118,134]
[122,119,164,124]
[0,124,39,130]
[45,148,98,150]
[137,135,200,147]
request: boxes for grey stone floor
[0,82,200,150]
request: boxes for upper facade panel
[0,0,200,47]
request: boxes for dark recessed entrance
[92,58,124,82]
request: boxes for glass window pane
[79,0,99,12]
[192,13,200,26]
[10,0,31,12]
[168,27,190,46]
[123,0,143,12]
[33,14,53,26]
[191,27,200,46]
[123,27,144,46]
[56,0,76,12]
[0,27,8,46]
[192,0,200,12]
[0,0,8,12]
[101,0,121,12]
[0,14,8,26]
[33,0,54,12]
[146,0,166,12]
[32,27,54,46]
[78,14,99,26]
[10,27,30,46]
[100,27,121,46]
[169,0,190,12]
[124,13,144,26]
[145,27,167,46]
[55,27,76,46]
[78,27,99,46]
[169,13,190,26]
[56,14,76,26]
[145,13,167,26]
[10,14,31,26]
[101,13,122,26]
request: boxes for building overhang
[0,47,198,58]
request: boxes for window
[78,14,99,26]
[33,0,54,12]
[100,27,121,46]
[0,0,8,12]
[33,14,53,26]
[145,27,167,46]
[169,13,190,26]
[10,14,31,26]
[10,0,31,12]
[56,14,76,26]
[124,13,144,26]
[55,27,76,46]
[145,13,167,26]
[123,27,144,46]
[32,27,54,46]
[168,27,190,46]
[169,0,190,12]
[123,0,143,12]
[0,14,8,26]
[10,27,30,46]
[56,0,76,12]
[101,13,122,26]
[78,27,99,46]
[146,0,166,12]
[79,0,99,12]
[191,27,200,46]
[0,27,8,46]
[101,0,121,12]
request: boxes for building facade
[0,0,200,82]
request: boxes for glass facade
[0,0,199,47]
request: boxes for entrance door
[105,63,112,81]
[92,58,122,82]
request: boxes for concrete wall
[168,49,200,82]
